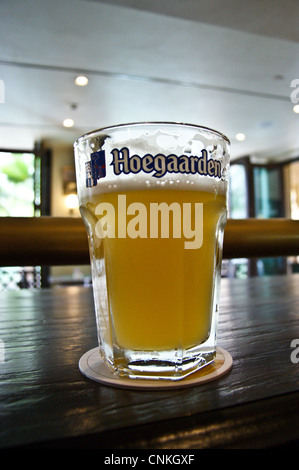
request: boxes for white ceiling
[0,0,299,161]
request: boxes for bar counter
[0,274,298,449]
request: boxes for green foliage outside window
[0,153,35,217]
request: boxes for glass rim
[74,121,230,148]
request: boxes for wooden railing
[0,217,298,266]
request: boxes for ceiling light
[293,104,299,114]
[63,118,74,128]
[236,133,246,141]
[75,75,88,86]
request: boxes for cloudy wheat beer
[74,123,230,380]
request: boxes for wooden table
[0,274,298,450]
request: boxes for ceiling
[0,0,299,161]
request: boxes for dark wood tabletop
[0,274,298,450]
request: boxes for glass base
[108,347,216,381]
[79,346,233,389]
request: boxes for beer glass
[74,122,230,381]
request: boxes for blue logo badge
[85,150,106,188]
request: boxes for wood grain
[0,275,298,448]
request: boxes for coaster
[78,347,233,390]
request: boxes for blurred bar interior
[0,0,298,289]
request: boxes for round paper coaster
[78,347,233,390]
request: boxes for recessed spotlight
[75,75,88,86]
[63,118,74,128]
[236,133,246,141]
[293,104,299,114]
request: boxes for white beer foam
[78,164,227,203]
[75,125,229,199]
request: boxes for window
[226,157,286,278]
[0,150,42,289]
[0,152,39,216]
[229,164,248,219]
[253,166,284,219]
